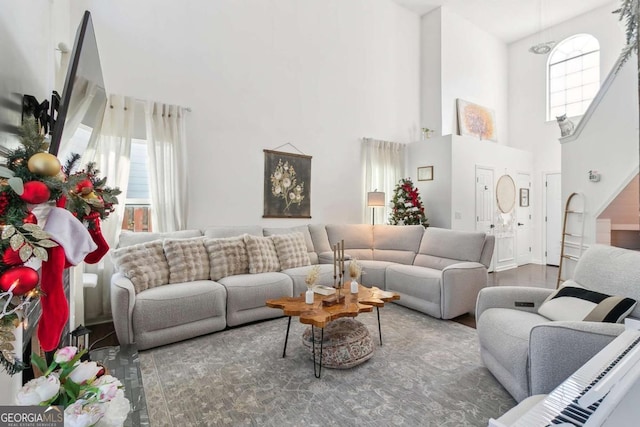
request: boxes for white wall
[420,9,442,136]
[440,8,509,145]
[0,1,55,149]
[562,56,639,245]
[408,136,452,228]
[71,0,420,228]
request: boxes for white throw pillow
[271,232,311,270]
[111,240,169,293]
[538,280,637,323]
[163,237,210,284]
[244,235,280,274]
[204,235,250,281]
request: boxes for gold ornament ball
[27,153,61,176]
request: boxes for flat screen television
[49,10,106,160]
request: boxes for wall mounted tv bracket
[21,91,60,135]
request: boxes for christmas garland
[0,118,120,375]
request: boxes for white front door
[516,172,532,266]
[545,173,562,266]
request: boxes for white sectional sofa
[110,224,494,350]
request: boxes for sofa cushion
[538,281,637,323]
[111,240,169,293]
[326,224,373,260]
[418,227,485,263]
[385,264,442,306]
[203,236,250,281]
[573,244,640,319]
[265,227,316,264]
[203,225,263,238]
[357,260,396,288]
[218,272,293,326]
[132,280,226,333]
[117,229,202,248]
[270,232,311,270]
[309,224,332,254]
[163,237,210,284]
[373,225,424,264]
[244,235,281,273]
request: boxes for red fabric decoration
[20,181,50,204]
[0,266,39,295]
[84,216,109,264]
[23,211,37,224]
[37,245,69,352]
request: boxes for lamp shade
[367,191,385,207]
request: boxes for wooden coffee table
[266,283,399,377]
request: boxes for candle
[341,240,345,275]
[333,244,337,277]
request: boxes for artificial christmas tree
[388,178,429,227]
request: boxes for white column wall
[439,7,509,145]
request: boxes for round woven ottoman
[301,318,374,369]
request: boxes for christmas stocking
[37,245,69,352]
[84,215,109,264]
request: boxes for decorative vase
[350,279,358,294]
[305,289,314,304]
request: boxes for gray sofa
[110,224,494,350]
[476,244,640,403]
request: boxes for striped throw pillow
[244,235,281,274]
[538,281,637,323]
[271,232,311,270]
[204,235,250,281]
[163,237,210,284]
[111,240,170,293]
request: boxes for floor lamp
[367,190,385,225]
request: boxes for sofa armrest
[528,321,624,395]
[440,262,488,319]
[110,273,136,345]
[476,286,554,322]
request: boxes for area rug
[139,304,515,426]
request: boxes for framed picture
[263,149,312,218]
[456,99,497,142]
[519,188,529,207]
[417,166,433,181]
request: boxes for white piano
[489,329,640,426]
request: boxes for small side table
[90,345,150,427]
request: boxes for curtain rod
[133,97,192,112]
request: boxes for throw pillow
[244,235,281,274]
[203,235,250,281]
[271,232,311,270]
[538,281,637,323]
[163,237,210,284]
[111,240,170,293]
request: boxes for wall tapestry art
[263,149,311,218]
[456,99,497,142]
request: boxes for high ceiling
[391,0,616,43]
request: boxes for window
[547,34,600,120]
[121,139,153,231]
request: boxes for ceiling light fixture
[529,41,556,54]
[529,0,556,55]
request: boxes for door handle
[490,224,495,228]
[517,222,524,226]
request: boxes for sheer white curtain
[144,102,188,232]
[361,138,406,225]
[83,95,134,321]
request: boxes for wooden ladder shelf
[557,192,585,288]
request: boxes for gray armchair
[476,244,640,402]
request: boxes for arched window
[547,34,600,120]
